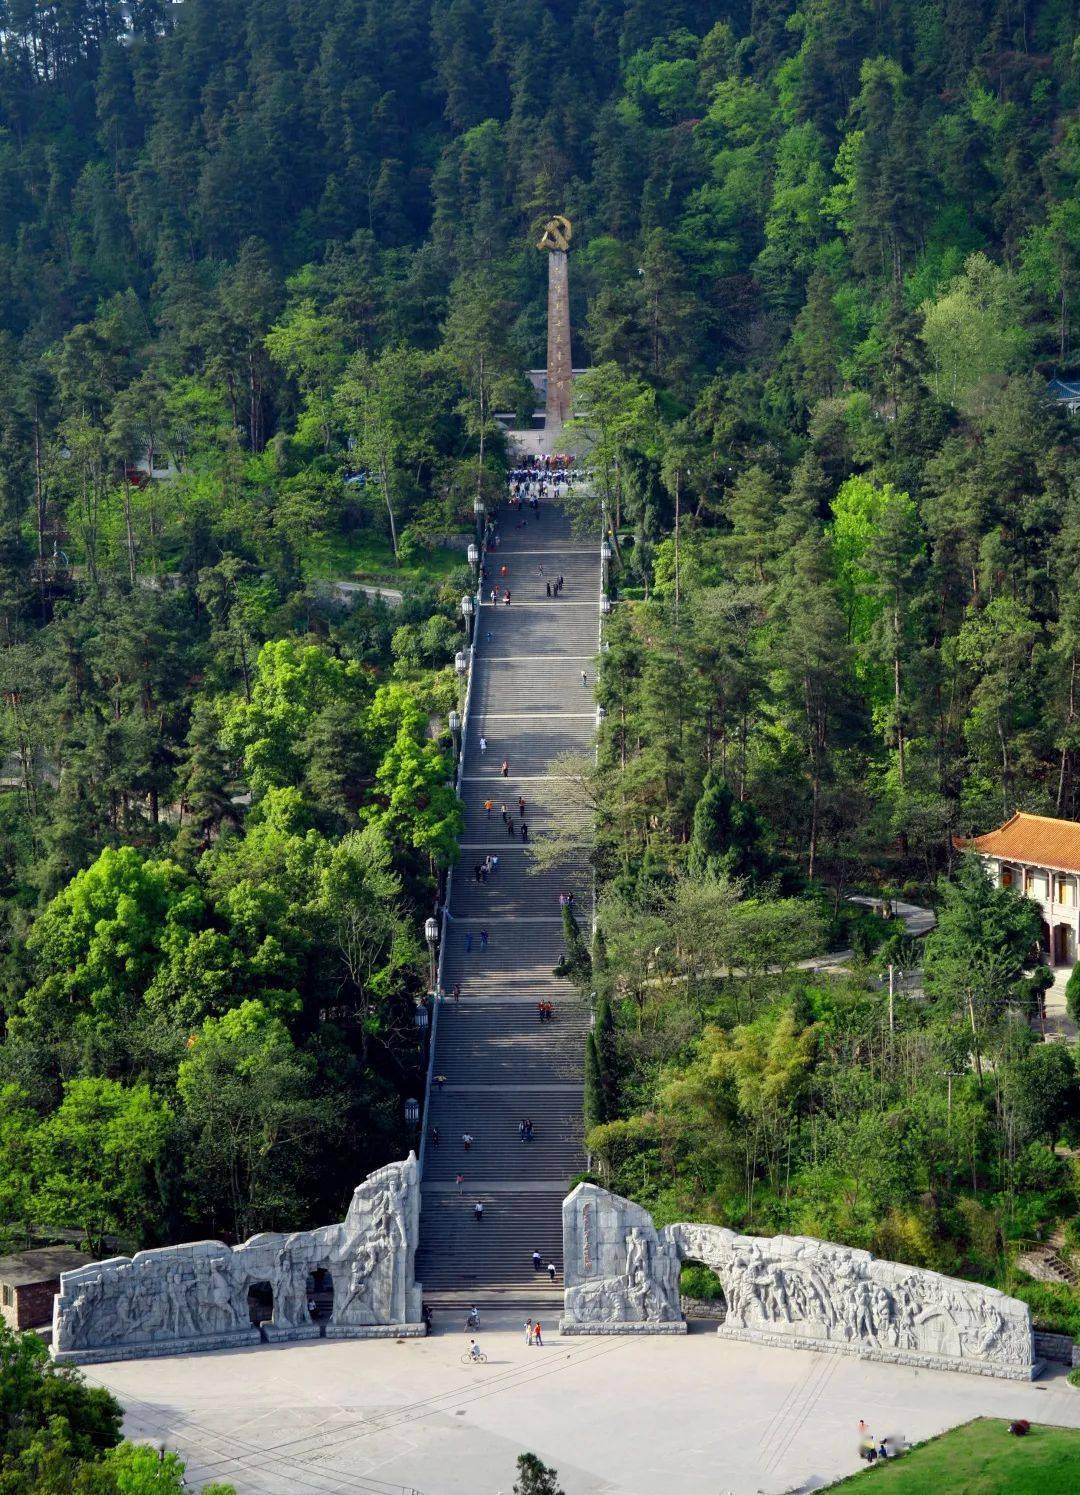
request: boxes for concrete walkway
[846,896,936,937]
[1041,966,1079,1041]
[87,1326,1080,1495]
[330,580,404,607]
[415,498,597,1297]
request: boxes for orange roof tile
[959,812,1080,874]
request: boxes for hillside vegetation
[0,1,1077,1309]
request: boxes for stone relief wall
[560,1185,1037,1379]
[560,1185,684,1334]
[52,1156,423,1365]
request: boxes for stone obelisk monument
[538,215,573,434]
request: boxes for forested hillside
[0,0,1077,1278]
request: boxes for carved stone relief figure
[61,1276,103,1351]
[338,1242,384,1324]
[50,1155,422,1363]
[561,1184,1035,1376]
[200,1256,241,1333]
[273,1237,312,1328]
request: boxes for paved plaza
[88,1323,1080,1494]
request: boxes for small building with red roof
[959,812,1080,966]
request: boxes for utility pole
[881,963,901,1038]
[673,462,681,628]
[943,1070,962,1132]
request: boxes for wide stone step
[439,927,579,997]
[462,717,595,780]
[481,551,598,596]
[449,867,590,925]
[474,605,599,659]
[472,679,599,721]
[416,1190,568,1289]
[418,495,596,1293]
[424,998,583,1082]
[460,792,589,843]
[491,515,596,558]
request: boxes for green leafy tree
[0,1086,37,1243]
[773,535,855,879]
[554,903,592,990]
[221,638,371,801]
[320,827,420,1060]
[0,1324,122,1477]
[20,848,204,1049]
[584,1030,606,1130]
[1020,200,1080,363]
[362,685,462,871]
[32,1079,172,1254]
[175,700,239,859]
[177,1000,342,1239]
[954,596,1043,816]
[1003,1043,1080,1148]
[442,271,524,506]
[919,253,1029,414]
[594,992,620,1121]
[1066,963,1080,1027]
[514,1452,564,1495]
[566,363,658,547]
[336,347,449,561]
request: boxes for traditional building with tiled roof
[958,812,1080,966]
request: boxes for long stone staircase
[415,499,597,1307]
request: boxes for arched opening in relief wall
[679,1260,727,1324]
[247,1280,274,1328]
[306,1266,334,1323]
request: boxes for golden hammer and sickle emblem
[538,215,572,252]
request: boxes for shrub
[1009,1277,1080,1338]
[871,1207,940,1270]
[813,892,897,957]
[680,1263,725,1300]
[1067,963,1080,1025]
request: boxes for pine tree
[584,1030,605,1129]
[594,991,619,1119]
[176,702,237,860]
[689,770,773,884]
[554,902,592,989]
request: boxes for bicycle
[460,1349,488,1365]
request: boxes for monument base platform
[323,1322,426,1340]
[715,1324,1041,1380]
[53,1327,263,1365]
[559,1320,687,1336]
[260,1322,321,1344]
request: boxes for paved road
[329,580,404,607]
[847,895,936,937]
[415,498,598,1298]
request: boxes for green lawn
[827,1418,1080,1492]
[304,530,467,587]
